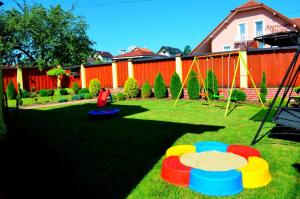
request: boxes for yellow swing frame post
[173,57,209,108]
[224,51,265,117]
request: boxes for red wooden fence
[182,53,240,88]
[22,68,57,91]
[85,64,113,88]
[3,68,17,92]
[247,49,300,88]
[116,61,128,87]
[133,59,175,87]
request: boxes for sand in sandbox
[180,151,247,171]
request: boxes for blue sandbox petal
[189,169,243,196]
[194,141,228,152]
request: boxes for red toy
[97,89,112,107]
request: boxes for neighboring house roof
[292,18,300,26]
[157,46,183,55]
[114,47,161,59]
[191,0,300,55]
[96,51,113,58]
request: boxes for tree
[205,70,219,100]
[141,80,152,98]
[170,72,183,99]
[187,70,199,100]
[46,67,66,89]
[260,71,268,103]
[154,73,167,99]
[124,78,139,98]
[183,45,191,55]
[0,1,94,69]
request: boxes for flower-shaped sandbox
[161,141,271,196]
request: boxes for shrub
[79,93,86,99]
[57,97,68,103]
[54,88,68,96]
[154,73,167,99]
[231,89,247,101]
[116,93,126,101]
[89,79,101,97]
[6,80,17,100]
[17,83,23,98]
[187,70,200,100]
[294,86,300,94]
[66,88,73,95]
[124,78,139,98]
[78,88,90,94]
[260,72,268,103]
[22,89,30,98]
[111,94,117,101]
[72,82,80,94]
[141,81,152,98]
[170,72,183,99]
[83,93,93,99]
[205,70,219,100]
[39,89,54,97]
[71,94,82,101]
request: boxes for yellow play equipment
[173,51,265,117]
[166,145,196,157]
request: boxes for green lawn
[1,100,299,199]
[7,94,74,107]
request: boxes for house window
[255,21,264,48]
[223,45,231,51]
[239,23,246,41]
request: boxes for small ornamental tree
[7,80,17,100]
[154,73,167,99]
[170,72,183,99]
[187,70,200,100]
[124,78,139,98]
[205,70,219,99]
[72,82,80,94]
[89,79,101,97]
[47,67,66,89]
[260,71,268,103]
[141,80,152,98]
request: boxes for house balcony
[234,35,258,49]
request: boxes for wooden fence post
[17,67,23,90]
[240,51,248,88]
[112,61,118,89]
[175,54,183,81]
[128,59,134,78]
[80,64,86,88]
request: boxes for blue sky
[2,0,300,55]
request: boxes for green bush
[83,93,93,99]
[22,89,30,98]
[72,82,80,94]
[39,89,54,97]
[89,79,101,97]
[54,88,68,96]
[124,78,139,98]
[170,72,183,99]
[294,86,300,94]
[6,80,17,100]
[71,94,82,101]
[116,93,126,101]
[187,70,200,100]
[141,81,152,98]
[57,97,68,103]
[66,88,73,95]
[231,89,247,101]
[205,70,219,100]
[260,72,268,103]
[154,73,167,99]
[78,88,90,94]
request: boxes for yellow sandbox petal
[166,145,196,157]
[238,156,271,189]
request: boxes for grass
[1,99,299,199]
[7,94,74,107]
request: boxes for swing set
[173,51,265,117]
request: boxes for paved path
[20,98,97,109]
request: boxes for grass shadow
[250,108,277,122]
[0,103,224,199]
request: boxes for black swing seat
[273,107,300,130]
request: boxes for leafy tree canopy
[183,45,191,55]
[0,1,94,68]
